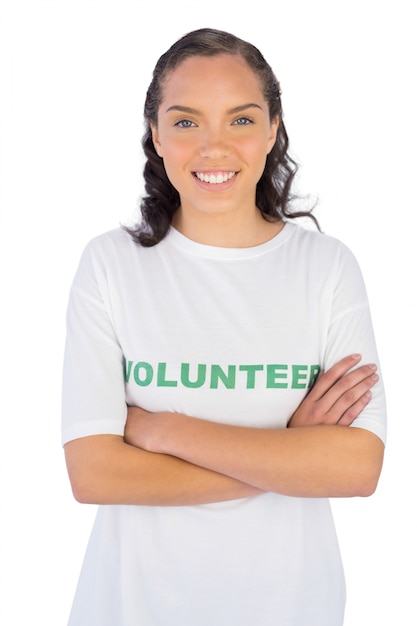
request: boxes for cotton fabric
[62,222,386,625]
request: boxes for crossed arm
[64,355,384,506]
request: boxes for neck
[172,209,284,248]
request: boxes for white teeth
[195,172,236,184]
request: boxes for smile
[194,172,237,184]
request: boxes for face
[151,54,278,222]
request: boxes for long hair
[127,28,318,246]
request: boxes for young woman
[62,28,386,626]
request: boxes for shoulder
[84,226,135,256]
[69,228,141,291]
[284,223,368,303]
[78,226,149,269]
[286,221,358,268]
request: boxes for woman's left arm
[126,411,383,499]
[125,357,384,499]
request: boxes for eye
[232,117,254,126]
[174,119,197,128]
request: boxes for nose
[199,126,231,160]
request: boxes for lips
[194,171,237,184]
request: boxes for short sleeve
[323,244,387,444]
[61,242,127,445]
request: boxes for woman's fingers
[308,354,362,401]
[323,366,378,418]
[326,369,378,425]
[333,389,373,426]
[289,355,379,428]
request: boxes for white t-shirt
[62,221,386,626]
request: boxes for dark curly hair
[126,28,318,246]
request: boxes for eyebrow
[165,103,264,115]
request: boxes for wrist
[156,412,186,455]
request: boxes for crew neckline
[166,221,296,259]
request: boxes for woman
[62,28,386,626]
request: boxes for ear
[267,117,279,154]
[151,123,163,157]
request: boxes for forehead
[160,54,265,107]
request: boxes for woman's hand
[126,355,380,450]
[288,354,379,428]
[121,354,383,498]
[124,406,168,453]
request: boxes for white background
[1,0,415,624]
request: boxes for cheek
[159,147,192,190]
[240,134,272,158]
[160,138,194,163]
[162,144,199,192]
[241,139,269,175]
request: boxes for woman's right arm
[64,357,375,506]
[63,243,262,506]
[63,239,381,507]
[64,434,262,506]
